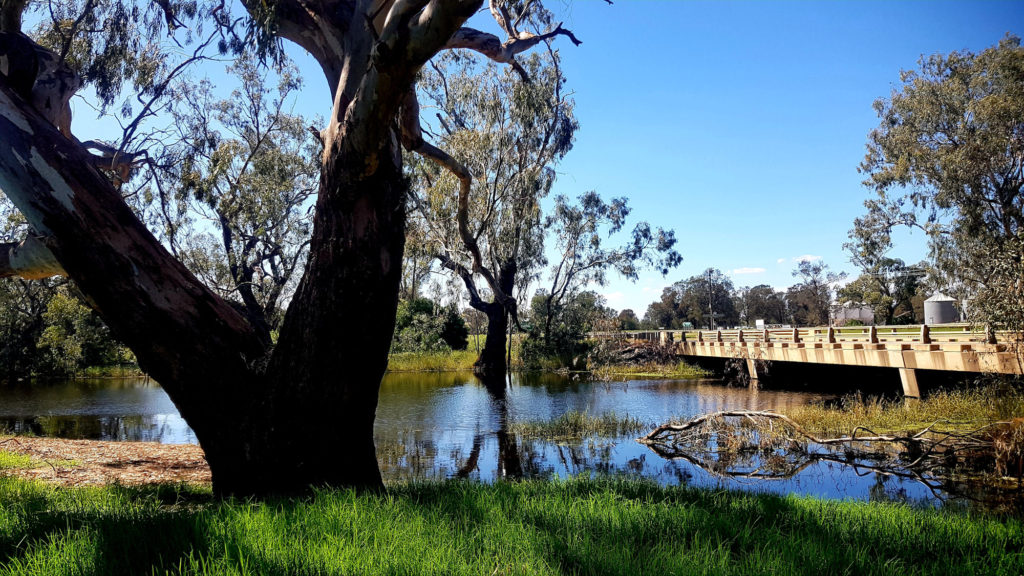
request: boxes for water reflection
[0,378,195,443]
[2,373,1012,509]
[373,372,834,486]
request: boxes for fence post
[869,325,878,344]
[792,328,800,343]
[919,324,930,344]
[827,326,835,344]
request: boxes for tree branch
[443,21,580,73]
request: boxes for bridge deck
[594,324,1022,396]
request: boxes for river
[0,373,994,508]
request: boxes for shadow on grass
[1,476,1021,575]
[0,479,214,575]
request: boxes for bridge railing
[596,323,1007,346]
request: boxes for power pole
[707,269,716,330]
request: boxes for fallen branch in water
[640,410,1005,452]
[638,410,1023,506]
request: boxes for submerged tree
[410,44,576,380]
[857,34,1024,331]
[0,0,585,495]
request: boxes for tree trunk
[0,49,406,496]
[232,137,406,495]
[473,261,516,381]
[475,302,509,381]
[0,0,547,498]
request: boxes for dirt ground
[0,436,211,486]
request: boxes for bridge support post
[898,368,921,398]
[746,357,759,386]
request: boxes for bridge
[597,324,1023,397]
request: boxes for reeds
[510,411,647,441]
[789,385,1024,437]
[386,350,479,372]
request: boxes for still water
[0,373,966,506]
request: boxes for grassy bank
[386,350,480,372]
[790,385,1024,436]
[591,360,711,380]
[0,476,1021,575]
[75,365,146,378]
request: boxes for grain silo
[924,293,958,325]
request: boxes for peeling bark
[0,235,64,279]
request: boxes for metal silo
[924,293,958,325]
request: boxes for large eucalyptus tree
[0,0,583,495]
[857,35,1023,331]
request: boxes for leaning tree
[0,0,585,496]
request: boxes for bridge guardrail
[593,323,1007,346]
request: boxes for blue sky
[66,1,1021,316]
[531,0,1020,315]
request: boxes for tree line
[638,257,931,331]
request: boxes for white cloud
[776,258,786,264]
[793,254,822,263]
[732,267,766,275]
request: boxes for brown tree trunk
[0,60,405,496]
[475,302,509,381]
[473,261,516,382]
[1,0,571,497]
[240,134,407,495]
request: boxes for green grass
[591,361,710,380]
[789,385,1024,436]
[0,448,77,472]
[510,411,647,441]
[0,452,35,471]
[0,476,1021,575]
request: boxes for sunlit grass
[386,350,479,372]
[0,448,78,473]
[77,365,145,378]
[789,385,1024,436]
[0,476,1020,575]
[0,452,35,471]
[510,411,647,441]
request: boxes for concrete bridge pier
[746,358,760,387]
[898,368,921,398]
